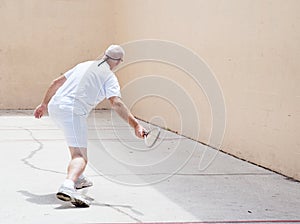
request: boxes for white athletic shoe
[75,176,93,189]
[56,185,90,208]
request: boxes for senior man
[34,45,146,207]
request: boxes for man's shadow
[18,190,80,209]
[18,190,144,215]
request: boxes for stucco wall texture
[0,0,299,180]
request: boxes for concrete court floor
[0,110,300,224]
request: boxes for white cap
[105,45,125,60]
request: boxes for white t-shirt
[50,60,121,115]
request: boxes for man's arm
[109,96,145,138]
[34,75,66,118]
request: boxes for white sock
[62,179,75,189]
[78,174,85,180]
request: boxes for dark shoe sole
[56,192,72,202]
[75,184,93,190]
[56,191,90,208]
[71,198,90,208]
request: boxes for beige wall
[112,0,300,180]
[0,0,113,109]
[0,0,299,180]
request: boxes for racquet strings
[144,128,160,147]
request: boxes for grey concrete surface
[0,110,300,224]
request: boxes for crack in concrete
[20,127,65,175]
[89,198,143,222]
[19,126,143,221]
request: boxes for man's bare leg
[56,146,90,207]
[67,147,88,183]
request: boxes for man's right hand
[135,124,147,139]
[34,103,47,119]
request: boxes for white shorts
[48,103,88,148]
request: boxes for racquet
[144,127,161,148]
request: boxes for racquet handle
[143,130,149,137]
